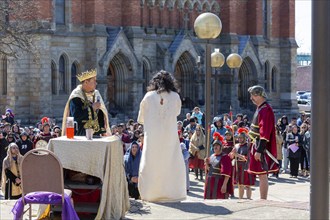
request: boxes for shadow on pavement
[125,199,232,218]
[157,201,232,215]
[187,190,204,199]
[268,176,310,184]
[127,199,152,216]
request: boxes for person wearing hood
[124,141,141,200]
[3,109,15,125]
[210,117,227,154]
[278,115,289,134]
[16,131,33,156]
[1,143,23,199]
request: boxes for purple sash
[12,192,79,220]
[288,144,299,153]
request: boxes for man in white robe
[138,70,187,202]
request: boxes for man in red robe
[247,85,278,200]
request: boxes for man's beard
[85,89,95,94]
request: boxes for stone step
[52,202,99,214]
[53,180,101,215]
[64,180,102,190]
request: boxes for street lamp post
[194,13,242,158]
[212,49,224,115]
[194,13,222,158]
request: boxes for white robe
[137,90,187,202]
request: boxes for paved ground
[125,172,311,220]
[0,172,316,219]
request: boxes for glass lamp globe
[194,12,222,39]
[226,53,243,68]
[211,49,225,68]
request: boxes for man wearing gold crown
[62,69,111,136]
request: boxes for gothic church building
[0,0,298,124]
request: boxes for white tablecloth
[48,135,129,220]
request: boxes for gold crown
[77,69,97,82]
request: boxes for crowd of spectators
[0,107,312,200]
[122,107,311,200]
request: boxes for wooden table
[48,135,129,220]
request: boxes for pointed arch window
[51,61,57,95]
[238,58,257,111]
[271,67,277,92]
[264,61,269,91]
[142,59,150,95]
[71,63,77,90]
[263,0,270,39]
[0,57,7,95]
[59,55,66,94]
[56,0,65,25]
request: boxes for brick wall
[72,0,83,24]
[281,0,295,38]
[273,0,295,38]
[171,2,179,29]
[162,6,170,28]
[1,0,297,123]
[36,0,52,21]
[122,0,141,27]
[233,0,248,35]
[142,4,149,27]
[65,0,294,39]
[247,0,263,35]
[220,0,232,33]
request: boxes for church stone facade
[0,0,298,124]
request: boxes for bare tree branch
[0,0,46,58]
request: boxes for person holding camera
[1,143,23,199]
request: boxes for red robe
[248,102,278,175]
[222,140,233,155]
[204,153,232,199]
[34,132,56,148]
[223,140,234,196]
[233,143,256,186]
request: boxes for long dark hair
[147,70,179,94]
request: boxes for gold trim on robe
[62,85,111,136]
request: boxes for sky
[295,0,311,54]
